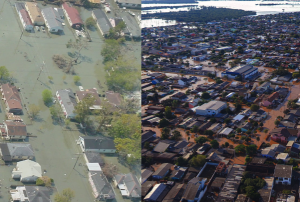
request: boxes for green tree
[49,105,61,120]
[246,144,257,156]
[191,125,199,133]
[172,130,182,141]
[159,118,170,128]
[235,144,246,154]
[54,188,75,202]
[210,118,217,123]
[0,66,10,81]
[161,127,170,140]
[74,95,95,124]
[210,140,219,149]
[224,118,231,124]
[101,39,121,63]
[73,75,80,83]
[195,136,208,145]
[42,89,52,106]
[201,92,211,99]
[250,104,259,112]
[114,138,140,164]
[188,155,206,167]
[204,130,214,137]
[175,156,188,166]
[85,17,96,29]
[245,186,260,201]
[236,128,242,134]
[109,114,140,139]
[65,119,71,128]
[275,119,280,126]
[165,106,173,119]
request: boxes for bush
[73,75,80,83]
[42,89,52,105]
[36,178,45,186]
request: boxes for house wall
[275,177,291,185]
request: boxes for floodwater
[0,0,140,201]
[142,1,300,27]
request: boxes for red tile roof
[20,9,33,26]
[62,3,83,25]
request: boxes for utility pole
[73,153,83,169]
[37,61,45,81]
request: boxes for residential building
[142,130,156,145]
[56,89,77,119]
[24,2,44,25]
[193,101,227,116]
[162,183,186,202]
[114,0,141,8]
[261,92,279,107]
[270,128,300,144]
[12,160,42,182]
[276,153,289,163]
[61,3,83,29]
[10,186,51,202]
[142,169,153,184]
[41,7,63,33]
[15,2,33,32]
[113,173,141,198]
[92,9,112,37]
[274,164,292,185]
[105,91,122,108]
[76,88,101,109]
[217,164,246,201]
[0,143,34,162]
[4,121,27,140]
[1,83,23,115]
[144,183,168,201]
[221,65,258,80]
[181,177,207,202]
[152,163,172,179]
[88,171,115,200]
[78,136,116,153]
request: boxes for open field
[0,0,141,201]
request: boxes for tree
[159,118,170,128]
[224,118,230,124]
[66,39,88,64]
[114,138,140,164]
[201,92,211,99]
[85,17,96,29]
[191,125,199,133]
[54,188,75,202]
[236,128,242,134]
[73,75,80,83]
[175,156,188,166]
[204,130,214,137]
[195,136,208,145]
[245,155,251,163]
[210,118,217,123]
[42,89,52,106]
[256,136,260,144]
[65,119,71,128]
[36,176,52,187]
[74,95,95,124]
[48,76,53,81]
[264,129,268,134]
[188,155,206,167]
[250,104,259,112]
[210,140,219,149]
[101,39,121,63]
[245,186,260,201]
[0,66,9,81]
[109,114,140,139]
[235,144,246,154]
[49,105,61,121]
[28,104,40,119]
[275,119,280,126]
[246,144,257,156]
[161,127,170,140]
[102,163,118,180]
[172,130,182,141]
[225,142,229,147]
[284,109,290,114]
[165,106,173,119]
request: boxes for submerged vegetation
[143,6,256,22]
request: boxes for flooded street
[0,0,140,201]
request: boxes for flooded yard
[0,0,140,201]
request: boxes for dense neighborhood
[141,11,300,202]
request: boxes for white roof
[233,114,245,121]
[87,163,102,171]
[195,101,226,111]
[276,153,289,160]
[16,160,41,178]
[287,141,294,147]
[220,127,233,136]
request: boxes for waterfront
[142,1,300,27]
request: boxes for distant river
[142,1,300,28]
